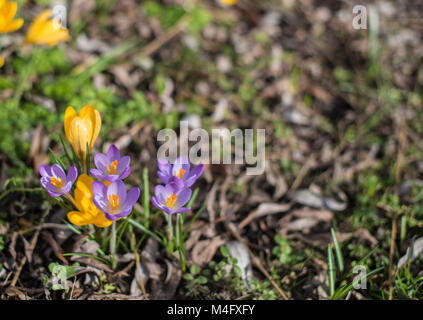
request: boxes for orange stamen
[175,168,186,179]
[50,177,63,188]
[107,160,119,175]
[109,194,119,210]
[166,193,178,208]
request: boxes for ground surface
[1,0,423,300]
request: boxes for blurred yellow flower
[0,55,3,68]
[64,105,101,162]
[219,0,238,6]
[25,9,70,46]
[0,0,23,33]
[67,174,112,228]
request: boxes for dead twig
[9,208,49,287]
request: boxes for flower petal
[51,164,66,181]
[154,185,167,203]
[175,188,192,208]
[39,164,52,177]
[67,166,78,184]
[89,168,104,180]
[106,144,120,162]
[121,187,140,212]
[94,153,109,173]
[107,180,127,205]
[64,106,76,143]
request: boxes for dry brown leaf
[191,237,225,267]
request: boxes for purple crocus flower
[157,156,204,188]
[151,178,192,215]
[90,144,131,182]
[39,164,77,197]
[92,180,140,221]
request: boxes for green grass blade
[142,167,150,223]
[126,217,163,245]
[62,252,111,265]
[327,244,336,298]
[331,228,344,273]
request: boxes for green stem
[176,214,186,272]
[126,217,163,245]
[110,221,117,270]
[64,193,78,209]
[167,213,174,253]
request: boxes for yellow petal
[0,17,22,32]
[64,106,76,144]
[79,105,101,151]
[0,1,23,33]
[75,174,94,197]
[70,116,92,161]
[67,211,95,226]
[92,214,112,228]
[219,0,238,5]
[0,56,3,68]
[25,9,69,45]
[4,2,17,22]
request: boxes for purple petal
[52,164,66,181]
[61,181,73,194]
[116,156,130,173]
[90,168,105,180]
[106,144,120,162]
[94,153,109,173]
[45,183,61,197]
[154,185,167,203]
[39,165,52,177]
[172,157,190,177]
[174,207,191,214]
[40,177,50,189]
[104,212,120,221]
[93,193,108,212]
[107,180,127,205]
[119,166,131,180]
[114,207,133,219]
[158,171,171,184]
[103,174,121,182]
[121,187,140,212]
[92,181,107,197]
[166,177,184,193]
[162,207,174,215]
[158,158,171,174]
[175,188,192,207]
[151,196,163,210]
[67,166,78,184]
[184,164,204,187]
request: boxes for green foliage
[272,235,292,265]
[43,262,79,292]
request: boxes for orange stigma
[109,194,119,210]
[107,160,119,175]
[175,168,186,179]
[166,193,178,208]
[50,177,63,188]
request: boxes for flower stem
[176,214,186,272]
[64,193,78,209]
[166,213,174,253]
[110,221,117,269]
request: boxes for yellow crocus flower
[0,55,3,68]
[64,105,101,162]
[219,0,238,6]
[0,0,24,33]
[25,9,70,46]
[67,174,112,228]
